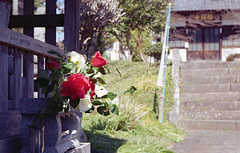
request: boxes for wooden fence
[0,26,64,112]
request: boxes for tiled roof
[172,0,240,11]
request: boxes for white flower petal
[79,94,92,112]
[95,85,108,97]
[66,51,87,71]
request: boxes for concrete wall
[222,48,240,61]
[169,49,187,62]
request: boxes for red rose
[61,81,69,97]
[90,81,95,99]
[61,73,91,100]
[92,51,108,68]
[47,60,59,70]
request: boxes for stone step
[181,92,240,103]
[181,61,240,70]
[181,101,240,111]
[178,119,240,130]
[181,76,235,84]
[181,68,229,77]
[180,84,231,93]
[180,110,240,120]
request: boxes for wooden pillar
[22,52,34,98]
[46,0,57,46]
[38,55,45,98]
[13,49,22,110]
[64,0,80,52]
[0,45,8,111]
[23,0,34,37]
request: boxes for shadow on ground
[84,130,126,153]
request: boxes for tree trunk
[112,32,127,60]
[87,32,98,60]
[130,33,141,62]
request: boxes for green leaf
[97,106,110,116]
[37,77,49,88]
[116,67,122,78]
[38,69,49,79]
[87,68,94,74]
[90,78,97,84]
[85,106,95,113]
[105,67,110,74]
[48,50,63,57]
[62,62,76,74]
[99,67,106,75]
[92,100,103,105]
[32,110,41,126]
[110,104,119,115]
[101,95,108,99]
[70,98,80,108]
[124,86,137,95]
[97,77,106,85]
[107,92,117,101]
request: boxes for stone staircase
[178,61,240,130]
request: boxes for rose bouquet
[35,51,119,125]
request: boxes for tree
[109,0,168,61]
[144,42,162,63]
[79,0,123,59]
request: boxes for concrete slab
[180,84,231,93]
[181,92,240,103]
[179,120,238,130]
[180,110,240,120]
[181,68,229,77]
[181,61,240,69]
[181,76,235,84]
[171,130,240,153]
[180,102,238,111]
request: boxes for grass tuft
[82,61,185,153]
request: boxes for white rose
[95,85,108,97]
[66,51,87,71]
[78,94,92,112]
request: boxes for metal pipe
[160,3,172,124]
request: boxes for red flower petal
[47,60,59,71]
[92,51,108,68]
[61,81,69,97]
[66,73,91,100]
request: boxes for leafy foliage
[107,0,168,60]
[144,42,162,62]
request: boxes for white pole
[157,3,171,87]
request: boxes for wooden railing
[0,26,64,112]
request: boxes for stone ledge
[0,110,21,139]
[0,135,21,153]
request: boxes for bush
[226,54,240,61]
[144,42,162,62]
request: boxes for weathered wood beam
[23,0,34,37]
[13,48,22,109]
[0,45,8,111]
[9,14,64,28]
[0,26,64,59]
[46,0,57,45]
[64,0,80,52]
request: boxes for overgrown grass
[82,61,185,153]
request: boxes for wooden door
[188,28,203,60]
[188,27,220,60]
[203,27,220,60]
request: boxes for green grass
[82,61,185,153]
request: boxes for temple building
[170,0,240,61]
